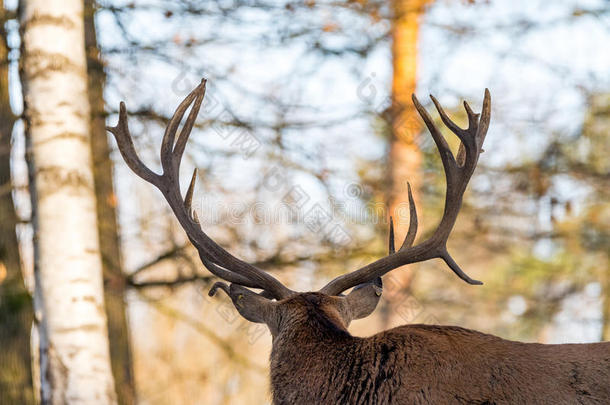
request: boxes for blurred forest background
[1,0,609,404]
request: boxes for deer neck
[269,310,356,403]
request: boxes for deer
[108,80,610,404]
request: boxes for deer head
[107,79,490,337]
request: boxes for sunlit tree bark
[20,0,117,402]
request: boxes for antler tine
[430,94,476,154]
[453,89,490,171]
[108,79,294,300]
[106,103,161,186]
[208,281,230,297]
[411,94,457,176]
[463,100,479,131]
[429,95,465,138]
[399,182,418,250]
[440,250,482,285]
[173,80,206,176]
[184,168,197,219]
[160,80,206,178]
[476,89,492,149]
[389,217,395,255]
[320,89,490,296]
[387,183,417,258]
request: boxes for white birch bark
[20,0,117,403]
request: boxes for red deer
[108,80,610,404]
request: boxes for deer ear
[210,283,276,324]
[345,277,383,320]
[229,284,277,324]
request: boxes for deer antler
[107,79,294,300]
[320,89,491,296]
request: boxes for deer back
[270,314,610,405]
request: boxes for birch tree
[20,0,117,402]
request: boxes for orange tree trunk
[384,0,433,327]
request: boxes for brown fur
[269,293,610,405]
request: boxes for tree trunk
[20,0,117,402]
[84,2,135,403]
[0,2,35,402]
[383,0,431,327]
